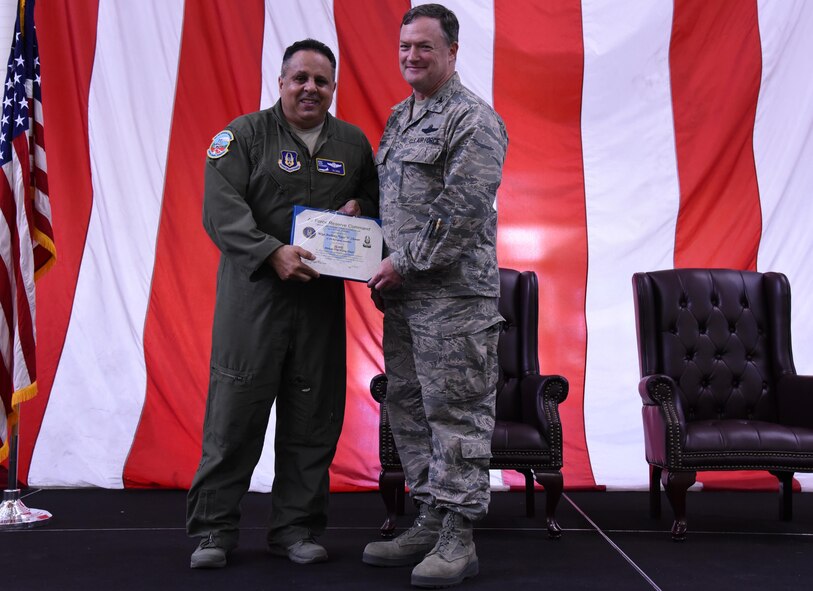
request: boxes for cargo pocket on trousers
[208,364,259,444]
[433,332,492,402]
[461,440,492,460]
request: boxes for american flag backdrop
[0,0,53,463]
[2,0,813,493]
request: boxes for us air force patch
[316,158,345,176]
[207,130,233,159]
[279,150,301,172]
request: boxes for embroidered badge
[207,130,233,159]
[279,150,301,173]
[421,124,439,134]
[316,158,346,176]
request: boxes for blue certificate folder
[290,206,383,282]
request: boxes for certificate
[291,206,383,282]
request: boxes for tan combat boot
[362,503,443,567]
[411,511,478,588]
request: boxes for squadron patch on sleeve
[207,130,234,159]
[316,158,345,176]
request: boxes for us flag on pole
[0,0,54,463]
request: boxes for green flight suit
[186,100,379,550]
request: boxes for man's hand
[268,245,320,281]
[367,256,403,292]
[337,199,361,217]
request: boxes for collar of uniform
[391,71,461,119]
[270,99,334,138]
[423,72,461,114]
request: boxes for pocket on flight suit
[274,374,319,440]
[208,363,269,445]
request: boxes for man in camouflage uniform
[363,4,508,588]
[187,39,378,569]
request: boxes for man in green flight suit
[187,38,379,569]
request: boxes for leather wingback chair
[371,268,569,538]
[633,269,813,539]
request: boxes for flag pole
[0,0,54,530]
[0,406,52,529]
[0,0,54,529]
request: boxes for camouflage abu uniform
[377,73,508,521]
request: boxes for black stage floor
[3,487,812,590]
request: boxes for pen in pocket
[427,216,443,237]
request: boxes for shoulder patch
[207,130,234,159]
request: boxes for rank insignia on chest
[278,150,301,172]
[207,130,234,159]
[316,158,345,176]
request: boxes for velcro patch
[207,130,233,159]
[279,150,301,173]
[316,158,345,176]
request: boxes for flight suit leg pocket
[207,364,269,445]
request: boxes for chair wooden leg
[661,469,695,541]
[518,469,535,517]
[379,469,405,538]
[649,465,662,519]
[396,474,406,516]
[535,471,564,540]
[770,471,794,521]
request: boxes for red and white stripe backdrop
[3,0,813,492]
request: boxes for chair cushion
[681,419,813,469]
[491,420,549,451]
[685,419,813,453]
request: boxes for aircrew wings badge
[316,158,345,176]
[207,130,233,159]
